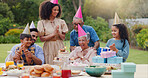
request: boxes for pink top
[69,47,97,64]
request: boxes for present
[100,51,116,58]
[121,63,136,72]
[107,56,123,64]
[112,70,134,78]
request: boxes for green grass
[0,41,148,64]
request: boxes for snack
[34,65,44,74]
[42,64,54,73]
[31,71,41,77]
[41,72,51,77]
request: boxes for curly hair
[113,24,130,48]
[39,0,61,20]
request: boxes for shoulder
[12,44,21,49]
[83,25,93,29]
[70,30,76,35]
[125,39,129,44]
[55,18,65,23]
[32,44,42,49]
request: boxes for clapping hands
[109,43,118,53]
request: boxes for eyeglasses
[32,35,38,38]
[73,23,82,26]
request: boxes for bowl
[85,66,106,77]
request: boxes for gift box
[92,56,98,63]
[112,70,134,78]
[100,51,116,58]
[121,63,136,72]
[92,56,106,63]
[107,56,123,64]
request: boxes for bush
[0,35,20,43]
[5,28,23,37]
[136,29,148,50]
[84,16,111,42]
[129,24,148,46]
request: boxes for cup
[5,61,14,68]
[17,60,24,68]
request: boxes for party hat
[113,12,120,24]
[30,21,36,29]
[74,6,83,18]
[51,0,58,4]
[78,24,86,37]
[22,23,30,34]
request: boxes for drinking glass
[17,60,24,68]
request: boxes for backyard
[0,41,147,64]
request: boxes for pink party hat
[74,6,83,18]
[78,24,86,37]
[51,0,58,4]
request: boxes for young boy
[13,24,36,65]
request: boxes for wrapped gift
[107,56,123,64]
[121,63,136,72]
[92,56,106,63]
[100,51,116,58]
[112,70,134,78]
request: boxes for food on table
[29,64,54,77]
[34,65,44,74]
[41,72,51,77]
[5,61,14,68]
[71,70,81,75]
[0,67,3,75]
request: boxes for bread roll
[29,68,34,75]
[31,71,41,77]
[34,66,44,74]
[41,72,51,77]
[42,64,54,72]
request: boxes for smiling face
[30,31,38,45]
[22,37,32,47]
[78,36,89,50]
[51,6,59,17]
[72,18,84,32]
[111,26,120,39]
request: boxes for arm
[116,42,129,61]
[94,40,100,49]
[39,33,55,42]
[24,50,42,65]
[58,32,66,40]
[35,46,44,64]
[70,32,76,52]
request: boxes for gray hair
[78,32,90,41]
[73,17,83,22]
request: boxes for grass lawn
[0,41,148,64]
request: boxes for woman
[37,0,68,64]
[69,25,97,64]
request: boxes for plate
[6,69,23,76]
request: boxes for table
[0,63,148,78]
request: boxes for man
[70,6,100,53]
[5,22,44,65]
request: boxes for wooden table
[0,63,148,78]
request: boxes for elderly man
[5,22,44,65]
[70,6,100,53]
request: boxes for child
[13,24,35,65]
[106,24,130,62]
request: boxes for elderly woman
[69,25,97,64]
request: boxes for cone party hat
[51,0,58,4]
[78,24,86,37]
[74,6,83,18]
[113,12,120,24]
[30,21,36,29]
[22,23,30,34]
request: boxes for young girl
[106,24,130,62]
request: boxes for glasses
[32,35,38,38]
[73,23,82,26]
[17,60,24,68]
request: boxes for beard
[31,39,36,45]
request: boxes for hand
[24,50,33,59]
[53,25,59,35]
[109,43,118,53]
[77,52,83,58]
[90,47,96,50]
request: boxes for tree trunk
[72,0,77,12]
